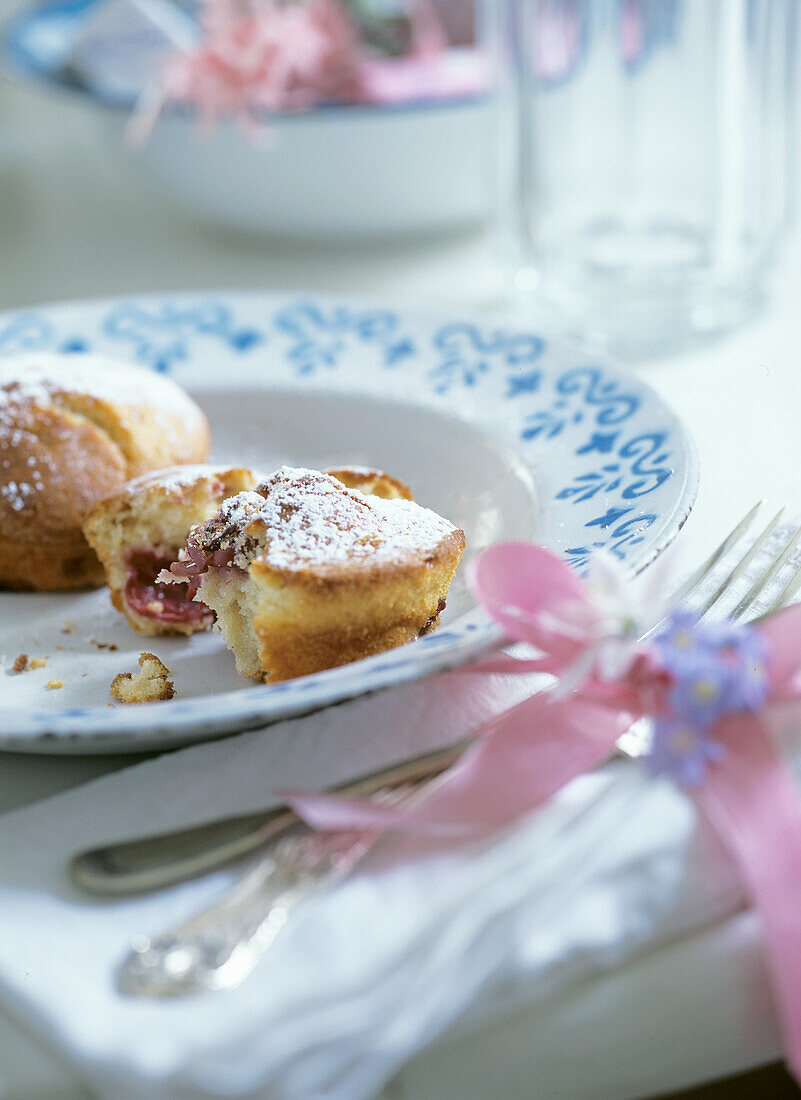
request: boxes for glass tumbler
[492,0,798,358]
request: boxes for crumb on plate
[12,654,49,673]
[46,679,63,690]
[110,653,175,705]
[91,639,118,651]
[61,621,75,634]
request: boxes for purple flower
[668,655,732,728]
[647,718,725,788]
[655,609,711,672]
[655,612,772,724]
[720,629,771,712]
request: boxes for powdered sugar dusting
[0,480,36,512]
[0,353,205,433]
[194,466,459,570]
[0,413,53,516]
[0,354,207,518]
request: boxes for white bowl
[107,97,491,239]
[3,0,492,239]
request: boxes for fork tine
[669,500,764,609]
[761,557,801,617]
[730,518,801,621]
[694,505,785,617]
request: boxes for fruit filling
[125,548,213,626]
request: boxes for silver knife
[70,739,471,896]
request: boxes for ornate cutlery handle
[117,827,376,997]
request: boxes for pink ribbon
[695,711,801,1080]
[287,691,636,834]
[285,540,801,1084]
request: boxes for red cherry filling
[168,536,241,579]
[125,549,213,627]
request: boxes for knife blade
[69,739,470,896]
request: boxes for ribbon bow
[289,541,801,1082]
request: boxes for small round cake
[0,353,211,590]
[162,466,466,682]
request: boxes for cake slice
[163,466,465,682]
[83,464,259,635]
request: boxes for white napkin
[0,528,798,1100]
[0,681,788,1100]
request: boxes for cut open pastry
[162,466,465,682]
[83,464,417,638]
[84,465,259,635]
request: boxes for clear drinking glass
[491,0,798,358]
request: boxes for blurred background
[0,0,798,362]
[0,0,503,315]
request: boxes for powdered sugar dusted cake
[0,353,210,590]
[164,466,465,681]
[83,464,415,637]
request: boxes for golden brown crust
[0,354,211,591]
[250,534,462,677]
[325,467,413,501]
[247,528,464,681]
[84,465,257,533]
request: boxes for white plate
[0,292,698,753]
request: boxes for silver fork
[111,502,801,997]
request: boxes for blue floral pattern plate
[0,292,698,753]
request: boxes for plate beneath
[0,292,698,752]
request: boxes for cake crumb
[13,654,49,673]
[61,621,75,634]
[110,653,175,705]
[91,639,118,651]
[46,679,63,690]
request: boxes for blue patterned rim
[0,291,698,748]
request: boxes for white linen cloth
[0,534,798,1100]
[0,667,795,1100]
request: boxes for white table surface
[1,53,800,1099]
